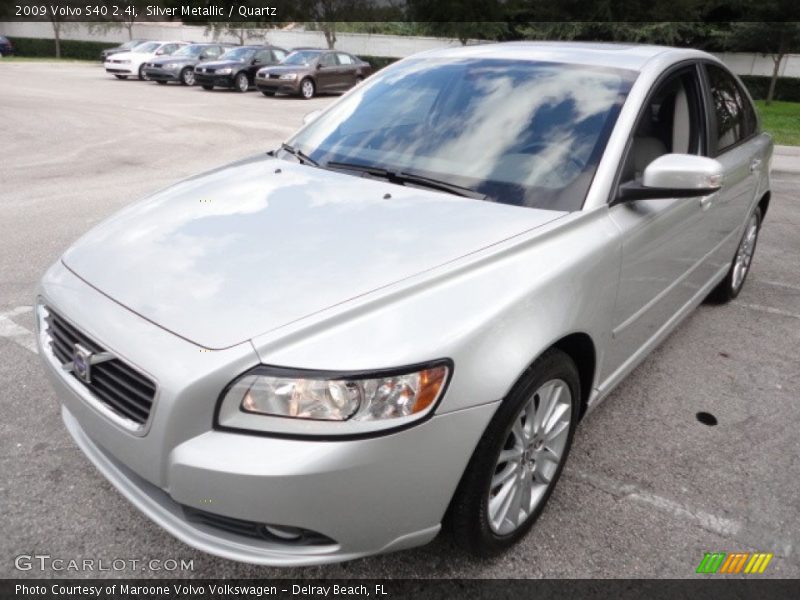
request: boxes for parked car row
[103,39,372,99]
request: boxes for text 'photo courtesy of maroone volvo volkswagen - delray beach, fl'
[37,42,772,566]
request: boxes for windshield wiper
[326,161,486,200]
[280,143,319,167]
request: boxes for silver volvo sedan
[37,42,772,565]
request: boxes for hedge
[9,37,116,60]
[739,75,800,103]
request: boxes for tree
[407,0,509,44]
[49,15,68,58]
[207,22,271,45]
[723,21,800,105]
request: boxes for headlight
[217,362,451,436]
[279,73,298,80]
[216,67,232,75]
[163,63,178,69]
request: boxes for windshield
[219,47,255,61]
[134,42,160,54]
[283,51,321,66]
[289,58,636,211]
[173,44,205,57]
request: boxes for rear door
[336,53,358,88]
[604,63,716,377]
[316,52,340,91]
[700,62,771,271]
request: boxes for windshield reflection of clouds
[291,58,634,211]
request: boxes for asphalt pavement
[1,62,798,579]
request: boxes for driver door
[603,63,716,379]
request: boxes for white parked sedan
[40,42,771,565]
[104,40,188,80]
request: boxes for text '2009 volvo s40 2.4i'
[38,42,771,566]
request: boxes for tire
[180,68,195,86]
[156,80,167,85]
[261,90,275,97]
[201,85,213,91]
[707,206,762,303]
[114,75,127,80]
[234,72,249,93]
[447,348,580,557]
[300,78,315,99]
[138,64,148,81]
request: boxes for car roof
[414,41,710,72]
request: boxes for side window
[254,49,272,64]
[337,53,354,65]
[320,53,337,67]
[706,64,755,153]
[206,46,221,58]
[621,68,704,182]
[272,49,286,62]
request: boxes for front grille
[44,307,156,426]
[183,506,336,547]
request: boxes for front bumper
[38,261,497,565]
[144,66,181,82]
[105,63,134,75]
[194,72,235,88]
[255,76,300,94]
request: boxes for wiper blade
[326,161,486,200]
[280,143,319,167]
[397,170,487,200]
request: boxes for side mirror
[303,109,322,125]
[617,154,723,202]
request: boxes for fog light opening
[263,525,303,541]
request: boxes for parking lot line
[0,306,37,354]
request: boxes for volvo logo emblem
[62,343,114,384]
[73,344,92,382]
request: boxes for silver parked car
[37,42,771,565]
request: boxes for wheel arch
[757,190,770,221]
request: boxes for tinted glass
[135,42,160,53]
[337,53,354,65]
[220,47,256,61]
[272,49,287,61]
[173,44,205,57]
[320,53,337,67]
[707,64,753,152]
[290,59,635,211]
[254,49,271,62]
[283,50,321,66]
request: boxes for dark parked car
[194,45,288,92]
[255,49,372,99]
[100,39,149,62]
[0,35,14,56]
[143,43,234,86]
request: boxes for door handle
[750,158,762,172]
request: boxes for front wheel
[138,65,148,81]
[708,206,762,303]
[300,78,315,99]
[234,72,249,93]
[447,348,580,557]
[180,68,195,86]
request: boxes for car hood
[62,156,565,349]
[197,59,246,69]
[260,65,310,75]
[150,56,194,66]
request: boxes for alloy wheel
[236,73,248,92]
[732,213,759,292]
[182,68,195,86]
[301,79,315,99]
[487,379,572,535]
